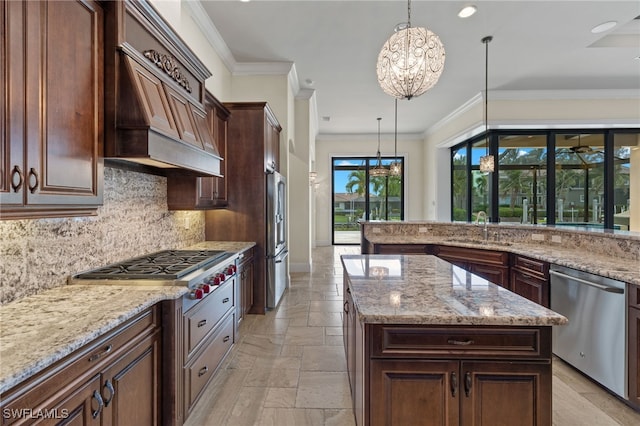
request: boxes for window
[450,129,639,231]
[498,134,547,224]
[332,157,405,244]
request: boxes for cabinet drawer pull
[27,168,39,193]
[91,389,104,419]
[450,372,457,397]
[464,372,472,397]
[222,297,230,303]
[223,335,230,343]
[197,319,207,328]
[103,380,115,407]
[198,366,209,377]
[447,339,474,346]
[88,344,113,362]
[10,165,23,192]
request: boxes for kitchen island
[342,254,567,426]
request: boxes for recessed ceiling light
[591,21,618,34]
[322,116,331,122]
[458,5,477,18]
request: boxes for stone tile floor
[185,246,640,426]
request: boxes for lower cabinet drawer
[185,313,235,409]
[369,325,550,359]
[184,281,234,356]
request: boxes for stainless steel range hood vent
[104,0,221,177]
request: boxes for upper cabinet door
[1,0,104,218]
[0,0,26,208]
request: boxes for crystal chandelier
[389,98,402,176]
[376,0,445,100]
[479,36,494,174]
[370,117,389,177]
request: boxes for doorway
[331,157,404,245]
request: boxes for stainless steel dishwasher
[550,265,627,399]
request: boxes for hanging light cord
[482,36,493,155]
[407,0,412,27]
[394,99,398,161]
[377,117,382,166]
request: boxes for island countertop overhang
[342,254,568,327]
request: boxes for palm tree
[345,170,366,196]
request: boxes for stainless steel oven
[550,265,627,399]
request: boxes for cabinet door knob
[10,165,23,192]
[27,168,39,193]
[92,389,104,419]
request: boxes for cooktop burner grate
[74,250,229,280]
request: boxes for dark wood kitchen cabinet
[370,358,550,426]
[0,307,161,426]
[205,102,282,314]
[628,284,640,409]
[1,0,103,220]
[167,93,231,210]
[236,247,255,327]
[430,245,510,288]
[510,254,550,307]
[363,323,552,426]
[162,279,236,424]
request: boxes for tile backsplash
[0,167,205,304]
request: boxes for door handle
[450,371,457,397]
[10,165,23,192]
[91,390,104,419]
[464,372,472,397]
[550,270,624,293]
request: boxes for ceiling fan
[557,134,626,164]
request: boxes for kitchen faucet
[476,211,489,241]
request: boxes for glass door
[332,157,404,245]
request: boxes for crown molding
[316,133,424,142]
[490,89,640,101]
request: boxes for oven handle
[549,270,624,294]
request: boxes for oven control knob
[217,272,226,281]
[212,275,221,285]
[190,288,204,300]
[226,265,236,275]
[201,284,211,293]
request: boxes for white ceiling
[197,0,640,136]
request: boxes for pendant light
[376,0,445,100]
[370,117,389,177]
[479,35,494,174]
[389,98,402,176]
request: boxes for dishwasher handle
[549,269,624,294]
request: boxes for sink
[447,238,512,247]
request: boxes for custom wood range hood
[104,0,221,176]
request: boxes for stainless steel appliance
[550,265,627,398]
[70,249,237,312]
[266,171,289,308]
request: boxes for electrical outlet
[551,235,562,243]
[372,227,381,234]
[418,227,428,233]
[531,233,545,241]
[183,217,190,230]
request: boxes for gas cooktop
[73,250,231,280]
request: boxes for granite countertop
[342,254,568,326]
[363,234,640,286]
[0,241,255,395]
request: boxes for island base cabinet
[369,360,551,426]
[370,360,459,426]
